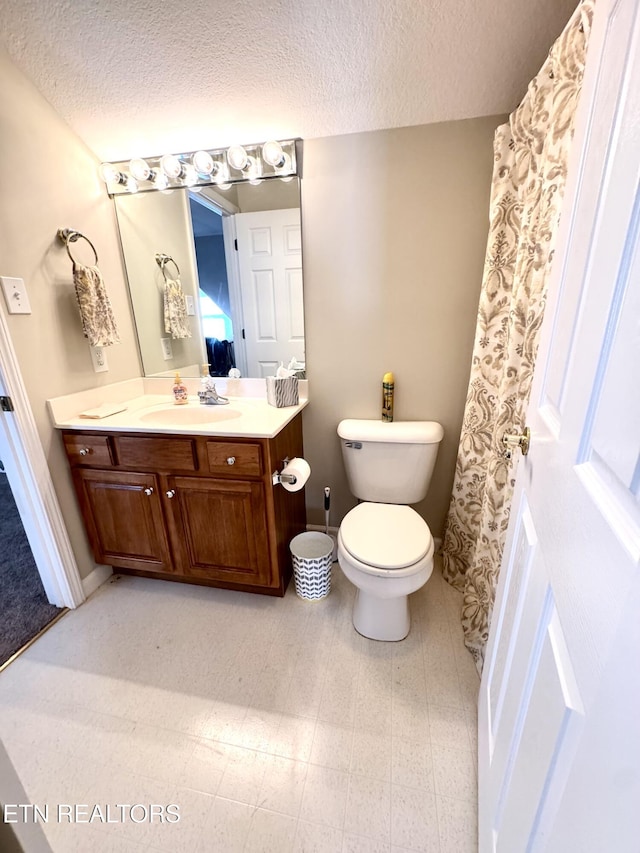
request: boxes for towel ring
[57,229,99,267]
[155,253,181,281]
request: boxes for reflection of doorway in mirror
[185,187,305,379]
[235,208,305,378]
[188,195,238,377]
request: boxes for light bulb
[98,163,122,184]
[217,183,232,191]
[262,141,285,168]
[126,176,139,193]
[160,154,184,179]
[129,158,152,181]
[227,145,248,171]
[276,152,293,174]
[244,156,261,181]
[192,150,214,175]
[214,164,230,184]
[183,164,198,186]
[154,172,169,190]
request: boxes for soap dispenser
[172,372,188,405]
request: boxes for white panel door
[235,208,304,378]
[479,2,640,851]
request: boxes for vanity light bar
[99,139,300,196]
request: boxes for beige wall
[0,48,142,580]
[236,179,300,212]
[114,190,205,375]
[301,118,501,536]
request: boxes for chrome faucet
[198,383,230,405]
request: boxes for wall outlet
[90,346,109,373]
[185,295,195,316]
[0,276,32,314]
[160,338,173,360]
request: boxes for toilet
[337,418,444,641]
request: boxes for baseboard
[81,564,113,599]
[306,523,339,537]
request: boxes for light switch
[0,276,32,314]
[185,295,195,316]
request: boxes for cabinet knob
[144,487,154,496]
[78,447,91,456]
[166,489,176,498]
[226,456,236,466]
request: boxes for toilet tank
[338,419,444,504]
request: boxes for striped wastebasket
[289,532,333,600]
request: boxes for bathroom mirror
[114,177,305,378]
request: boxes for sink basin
[138,406,243,426]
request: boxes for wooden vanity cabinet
[72,469,174,574]
[166,476,272,586]
[63,415,306,596]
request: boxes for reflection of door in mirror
[114,179,305,378]
[235,209,304,378]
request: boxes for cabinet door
[169,476,273,587]
[74,469,174,573]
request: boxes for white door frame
[222,214,249,377]
[0,308,84,609]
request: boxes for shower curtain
[441,0,594,670]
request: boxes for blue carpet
[0,475,62,665]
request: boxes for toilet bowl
[337,502,434,641]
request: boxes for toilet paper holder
[272,457,297,486]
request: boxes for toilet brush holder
[324,486,338,562]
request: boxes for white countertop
[47,378,309,439]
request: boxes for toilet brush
[324,486,338,562]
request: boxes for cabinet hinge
[0,396,14,412]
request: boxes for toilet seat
[340,502,432,570]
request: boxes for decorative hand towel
[163,278,192,340]
[73,263,120,347]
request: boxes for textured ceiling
[0,0,578,161]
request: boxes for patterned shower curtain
[441,0,594,670]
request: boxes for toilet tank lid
[337,419,444,444]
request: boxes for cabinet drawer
[64,433,113,467]
[206,441,263,477]
[116,436,197,471]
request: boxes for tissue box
[266,375,299,407]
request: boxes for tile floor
[0,557,479,852]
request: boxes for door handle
[502,427,531,460]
